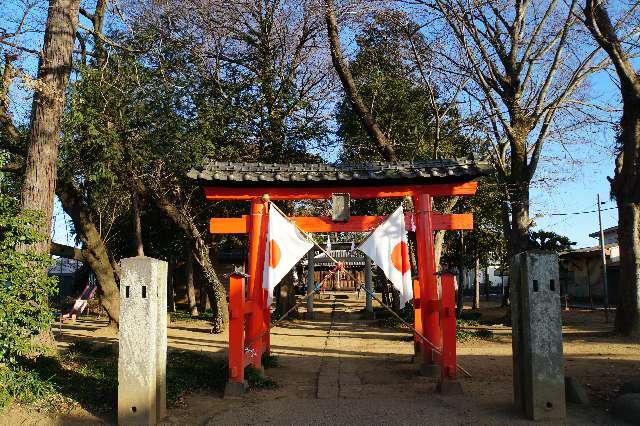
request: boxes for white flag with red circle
[357,206,413,307]
[263,205,314,306]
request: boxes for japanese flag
[263,205,314,306]
[357,206,413,307]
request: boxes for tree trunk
[509,181,531,256]
[485,266,490,301]
[168,256,176,312]
[612,91,640,337]
[473,257,480,310]
[457,231,466,316]
[457,266,466,316]
[132,192,144,256]
[133,177,228,330]
[615,201,640,336]
[57,181,120,323]
[277,272,296,317]
[20,0,81,254]
[199,273,211,312]
[500,200,512,307]
[584,0,640,338]
[611,68,640,337]
[324,0,396,162]
[185,249,199,317]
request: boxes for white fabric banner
[263,205,314,306]
[357,205,413,307]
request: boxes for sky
[2,1,623,250]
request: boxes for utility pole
[597,194,610,323]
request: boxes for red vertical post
[438,272,463,393]
[260,200,271,355]
[414,193,441,372]
[227,273,245,384]
[440,272,456,381]
[247,197,268,370]
[413,279,422,356]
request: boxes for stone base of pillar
[363,311,375,320]
[304,311,316,320]
[224,381,248,399]
[437,379,464,395]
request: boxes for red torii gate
[188,160,487,394]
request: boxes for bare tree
[404,0,606,257]
[584,0,640,337]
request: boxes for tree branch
[50,242,86,262]
[323,0,396,161]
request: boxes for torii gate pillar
[246,197,270,370]
[414,193,441,376]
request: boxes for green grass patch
[169,310,215,323]
[0,342,229,415]
[0,351,117,414]
[456,319,494,342]
[262,354,280,369]
[166,350,226,407]
[244,367,277,390]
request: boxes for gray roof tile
[188,157,491,186]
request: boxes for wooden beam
[203,182,478,200]
[210,213,473,234]
[210,216,248,234]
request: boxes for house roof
[187,158,491,187]
[559,244,616,259]
[589,226,617,238]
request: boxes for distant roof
[187,158,491,187]
[559,244,617,258]
[589,226,617,238]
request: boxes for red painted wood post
[413,279,422,356]
[260,202,271,355]
[246,197,268,370]
[228,273,245,384]
[414,193,442,372]
[440,272,456,381]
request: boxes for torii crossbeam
[188,159,489,396]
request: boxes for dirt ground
[3,293,638,425]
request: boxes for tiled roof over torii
[187,157,490,187]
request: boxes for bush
[0,195,57,365]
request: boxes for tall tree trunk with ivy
[585,0,640,337]
[20,0,81,254]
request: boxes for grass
[372,311,495,343]
[262,354,280,369]
[166,350,227,408]
[456,319,494,342]
[0,340,232,415]
[244,367,278,390]
[169,310,216,323]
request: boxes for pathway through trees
[50,293,631,424]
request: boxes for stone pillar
[306,249,315,319]
[118,257,168,426]
[511,251,565,421]
[364,256,373,318]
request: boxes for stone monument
[511,250,565,420]
[118,257,168,425]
